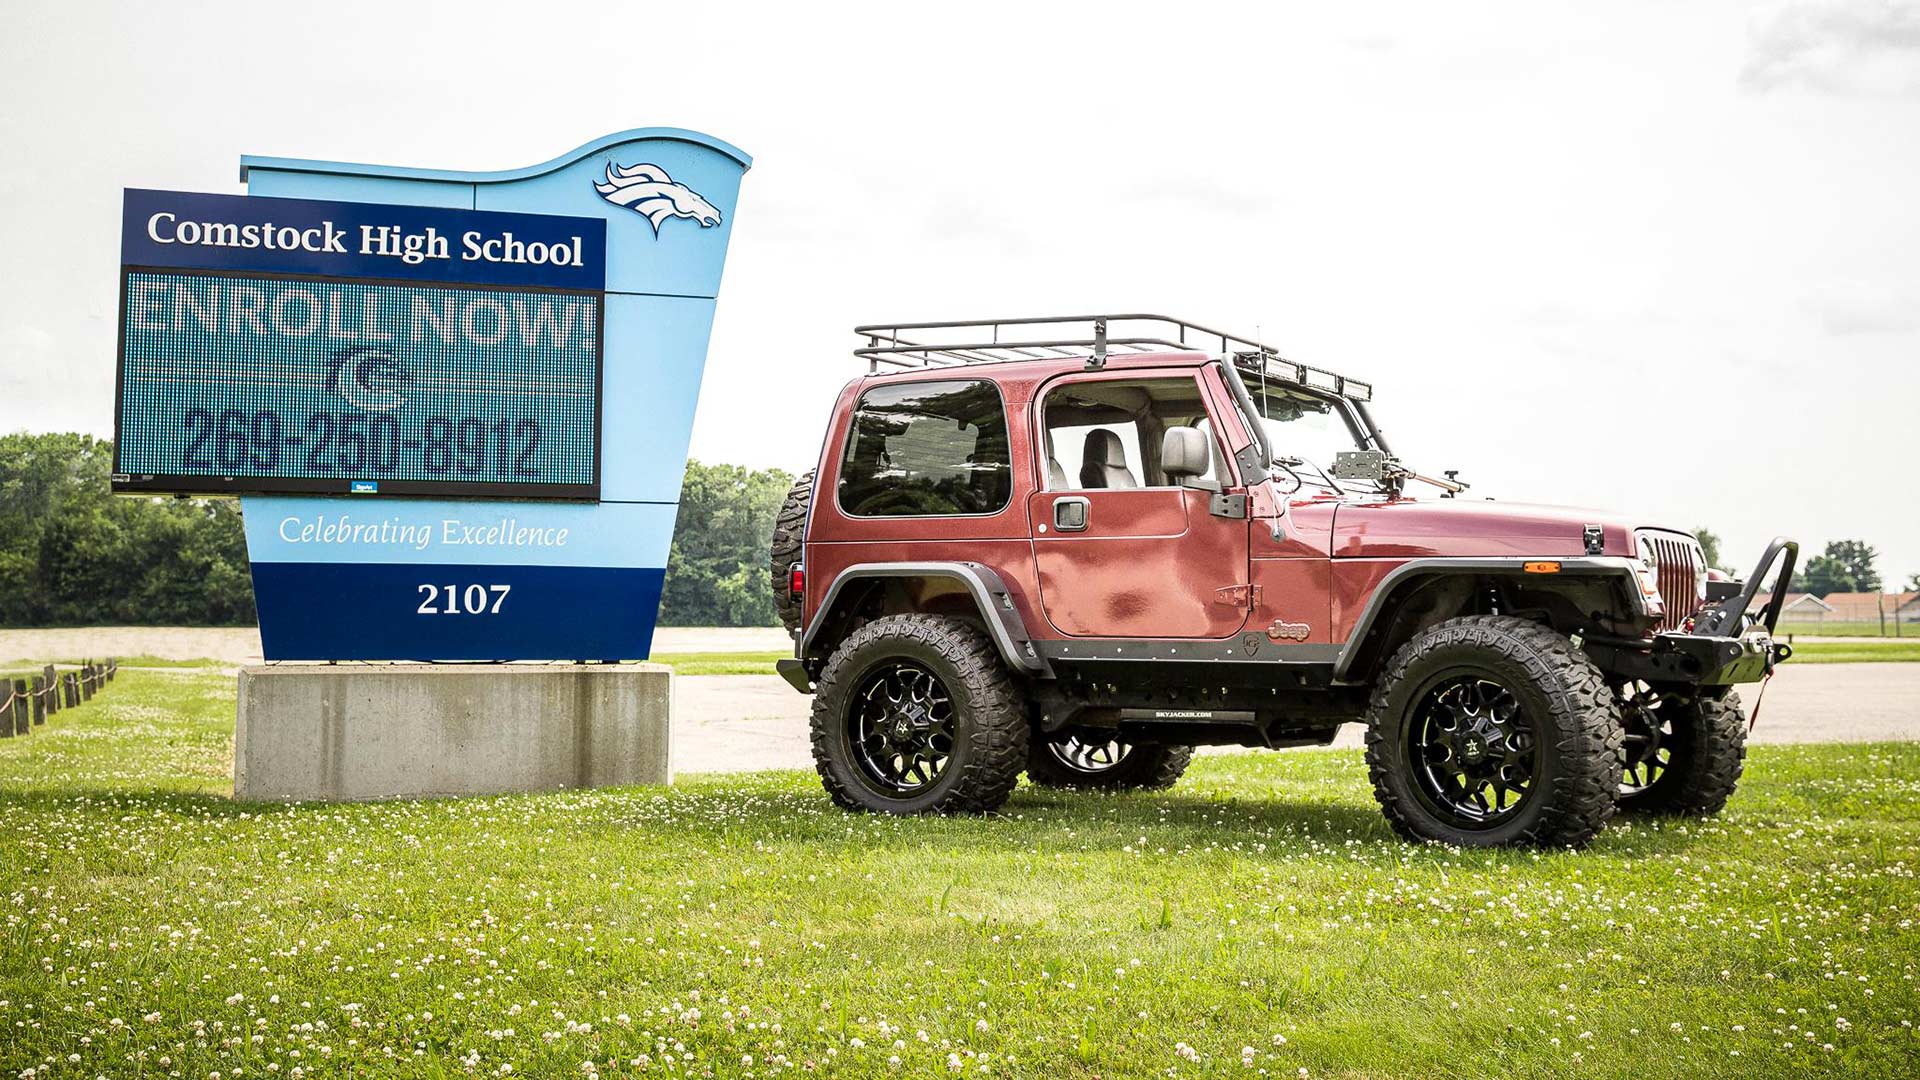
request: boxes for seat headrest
[1079,429,1138,489]
[1084,428,1126,467]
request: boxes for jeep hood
[1326,498,1659,559]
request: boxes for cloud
[0,323,57,395]
[1741,0,1920,97]
[1123,175,1275,219]
[1804,284,1920,335]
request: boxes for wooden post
[0,684,12,738]
[80,665,93,702]
[10,679,26,736]
[64,673,77,709]
[30,675,45,724]
[42,665,56,716]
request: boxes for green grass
[1777,621,1918,639]
[107,654,233,669]
[2,672,1917,1078]
[1,657,226,680]
[1788,640,1920,664]
[646,650,787,676]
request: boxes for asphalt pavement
[672,661,1920,774]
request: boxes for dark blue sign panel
[121,189,606,289]
[113,191,606,500]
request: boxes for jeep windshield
[1243,383,1377,493]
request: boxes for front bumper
[1586,627,1791,686]
[1584,536,1799,687]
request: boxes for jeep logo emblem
[1266,619,1312,643]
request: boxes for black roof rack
[852,314,1371,402]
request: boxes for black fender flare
[1331,557,1652,681]
[799,562,1053,678]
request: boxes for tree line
[0,432,793,628]
[0,433,257,626]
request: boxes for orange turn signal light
[1523,561,1562,574]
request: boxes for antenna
[1256,323,1271,423]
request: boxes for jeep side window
[837,379,1012,517]
[1042,377,1223,490]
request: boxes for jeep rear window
[837,380,1012,517]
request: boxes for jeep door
[1027,370,1252,639]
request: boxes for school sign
[112,129,751,661]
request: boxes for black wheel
[810,614,1027,814]
[769,470,814,634]
[1026,735,1193,791]
[1615,686,1746,815]
[1364,616,1624,848]
[1615,681,1674,800]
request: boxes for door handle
[1053,496,1089,532]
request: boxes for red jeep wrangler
[768,316,1797,848]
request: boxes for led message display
[112,190,606,500]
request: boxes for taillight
[789,565,804,600]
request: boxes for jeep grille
[1636,530,1704,632]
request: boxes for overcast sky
[3,0,1916,585]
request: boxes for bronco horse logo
[594,161,722,236]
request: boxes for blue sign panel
[221,128,751,661]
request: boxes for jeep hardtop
[769,315,1797,847]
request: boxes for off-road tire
[810,614,1028,814]
[1026,739,1193,791]
[769,470,814,634]
[1364,615,1625,848]
[1617,691,1746,816]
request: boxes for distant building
[1754,592,1831,620]
[1808,592,1920,625]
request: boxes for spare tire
[769,470,814,633]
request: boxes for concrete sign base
[233,665,670,801]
